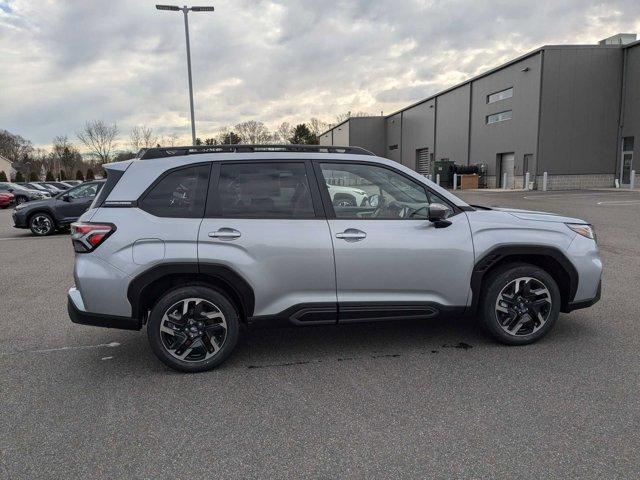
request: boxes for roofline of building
[319,116,384,138]
[321,41,633,135]
[0,154,13,164]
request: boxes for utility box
[460,174,479,190]
[434,160,456,187]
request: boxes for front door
[315,161,474,322]
[498,152,515,188]
[56,182,102,222]
[198,161,337,321]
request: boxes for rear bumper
[565,279,601,312]
[68,287,141,331]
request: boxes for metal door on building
[497,152,515,188]
[621,137,634,185]
[415,148,431,177]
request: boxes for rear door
[56,182,102,222]
[198,160,337,322]
[315,161,474,322]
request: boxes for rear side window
[140,165,210,218]
[217,162,315,218]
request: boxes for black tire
[29,212,56,236]
[481,263,561,345]
[147,286,240,372]
[15,195,28,205]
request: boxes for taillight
[71,222,116,253]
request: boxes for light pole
[156,4,215,145]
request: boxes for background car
[33,182,65,195]
[20,182,53,194]
[326,183,369,206]
[0,191,14,208]
[0,182,50,203]
[12,180,104,235]
[44,181,71,191]
[62,180,83,186]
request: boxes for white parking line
[523,193,639,200]
[596,200,640,205]
[1,341,121,356]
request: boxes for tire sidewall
[481,264,561,345]
[29,213,55,236]
[147,285,240,372]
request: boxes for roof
[0,154,13,165]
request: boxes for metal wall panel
[349,117,387,156]
[538,47,623,174]
[400,100,435,169]
[386,113,402,163]
[435,84,471,165]
[622,43,640,141]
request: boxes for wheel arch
[470,245,578,314]
[127,263,255,323]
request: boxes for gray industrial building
[320,34,640,190]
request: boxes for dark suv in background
[12,180,104,235]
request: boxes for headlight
[566,223,596,241]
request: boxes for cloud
[1,0,639,148]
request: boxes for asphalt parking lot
[1,189,639,479]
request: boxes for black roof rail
[136,144,374,160]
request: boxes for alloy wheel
[159,298,227,362]
[495,277,552,336]
[31,215,53,235]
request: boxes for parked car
[32,182,65,195]
[20,182,52,193]
[67,145,601,373]
[44,181,71,191]
[12,180,104,235]
[62,180,83,187]
[0,182,50,204]
[326,183,369,207]
[0,191,14,208]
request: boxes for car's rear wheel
[29,213,55,236]
[147,286,240,372]
[333,194,357,207]
[481,263,560,345]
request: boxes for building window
[486,110,512,125]
[487,87,513,104]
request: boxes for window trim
[486,87,513,104]
[137,162,212,218]
[486,110,513,125]
[312,160,461,220]
[204,159,325,220]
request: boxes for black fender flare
[127,262,255,320]
[469,244,579,314]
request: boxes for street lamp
[156,4,215,145]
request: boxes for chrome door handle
[335,229,366,241]
[209,228,241,240]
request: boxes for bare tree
[130,125,158,151]
[234,120,272,144]
[77,120,118,164]
[273,122,293,144]
[51,136,83,180]
[334,111,373,124]
[308,118,329,137]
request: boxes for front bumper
[565,279,601,312]
[68,287,141,331]
[12,210,28,228]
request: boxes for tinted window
[140,165,209,218]
[217,162,314,218]
[68,183,100,199]
[320,162,451,220]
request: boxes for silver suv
[67,145,602,372]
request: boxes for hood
[14,197,55,210]
[473,205,588,224]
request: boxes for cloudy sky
[1,0,640,149]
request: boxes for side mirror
[428,203,452,228]
[62,194,70,202]
[368,193,379,208]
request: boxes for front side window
[140,165,209,218]
[68,183,100,199]
[319,162,450,220]
[217,162,315,218]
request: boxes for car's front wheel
[29,213,55,236]
[481,263,561,345]
[147,286,240,372]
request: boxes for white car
[326,184,369,207]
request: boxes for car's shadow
[75,312,597,376]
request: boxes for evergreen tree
[45,171,54,181]
[76,170,85,181]
[289,124,318,145]
[60,170,67,180]
[15,171,25,182]
[29,171,39,181]
[86,168,95,180]
[0,171,7,182]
